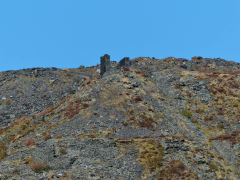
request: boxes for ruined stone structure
[100,54,111,76]
[118,57,131,67]
[100,55,133,76]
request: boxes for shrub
[182,110,192,119]
[30,161,51,173]
[217,87,226,94]
[0,141,7,160]
[68,89,76,95]
[216,107,224,115]
[54,134,63,139]
[123,67,130,72]
[128,110,134,115]
[210,131,240,145]
[168,160,185,175]
[217,78,223,83]
[230,83,239,89]
[5,100,11,105]
[63,101,80,119]
[138,116,154,130]
[59,148,67,155]
[186,92,192,98]
[13,168,20,175]
[82,103,89,109]
[174,83,181,89]
[24,156,33,164]
[157,112,165,119]
[233,103,239,108]
[137,139,164,172]
[209,162,218,172]
[195,108,204,114]
[157,160,198,180]
[122,122,128,127]
[204,115,214,122]
[134,96,142,102]
[42,133,51,141]
[217,123,224,129]
[136,70,148,77]
[23,138,35,146]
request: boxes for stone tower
[100,54,111,76]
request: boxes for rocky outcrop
[0,56,240,179]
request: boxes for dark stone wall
[118,57,131,67]
[100,54,111,76]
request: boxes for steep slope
[0,56,240,180]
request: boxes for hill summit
[0,55,240,179]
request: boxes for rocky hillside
[0,55,240,180]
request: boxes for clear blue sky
[0,0,240,71]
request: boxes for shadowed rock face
[0,56,240,180]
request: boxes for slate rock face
[0,68,87,126]
[0,56,240,179]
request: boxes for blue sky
[0,0,240,71]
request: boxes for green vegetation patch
[217,123,224,129]
[137,139,164,172]
[182,109,192,119]
[0,141,7,160]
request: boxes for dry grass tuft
[158,160,198,180]
[30,161,51,173]
[182,110,192,119]
[0,141,7,160]
[137,139,164,172]
[23,138,35,146]
[210,131,240,145]
[42,133,51,141]
[134,96,142,102]
[54,134,63,139]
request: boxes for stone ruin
[100,54,111,76]
[100,55,131,76]
[118,57,131,67]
